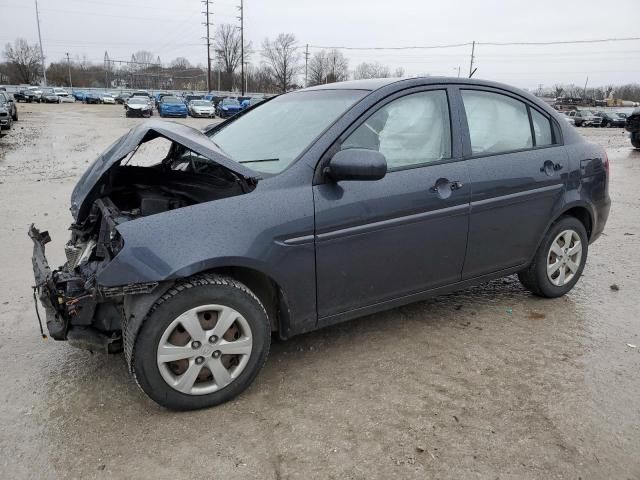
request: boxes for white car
[188,100,216,118]
[101,94,116,104]
[558,111,575,126]
[53,88,75,103]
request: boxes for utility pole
[238,0,244,95]
[34,0,47,86]
[217,56,221,92]
[202,0,213,92]
[583,76,589,99]
[305,44,309,87]
[468,40,476,78]
[65,52,73,90]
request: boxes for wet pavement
[0,103,639,479]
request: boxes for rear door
[313,87,471,319]
[456,88,567,279]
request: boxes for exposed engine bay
[29,122,258,352]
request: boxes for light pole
[66,52,73,90]
[34,0,47,86]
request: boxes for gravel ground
[0,103,639,479]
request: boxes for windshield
[163,97,183,104]
[222,98,240,106]
[209,89,367,174]
[191,100,211,106]
[128,98,147,104]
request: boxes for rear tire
[518,216,588,298]
[127,274,271,410]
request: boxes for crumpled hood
[70,120,259,221]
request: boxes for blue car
[216,97,242,118]
[72,91,87,101]
[158,96,188,118]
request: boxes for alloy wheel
[547,229,582,286]
[156,304,253,395]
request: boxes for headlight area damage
[28,120,259,353]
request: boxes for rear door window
[530,109,553,146]
[461,90,533,155]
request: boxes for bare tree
[3,38,43,84]
[552,84,564,98]
[213,24,252,90]
[170,57,191,69]
[393,67,405,78]
[261,33,301,92]
[308,49,348,86]
[353,62,391,80]
[133,50,155,65]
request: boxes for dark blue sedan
[158,96,188,118]
[216,97,242,118]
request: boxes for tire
[12,110,17,121]
[632,133,640,149]
[518,216,588,298]
[127,274,271,410]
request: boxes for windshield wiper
[239,158,280,164]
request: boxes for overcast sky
[2,0,639,89]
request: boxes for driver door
[313,88,471,321]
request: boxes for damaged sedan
[30,78,610,410]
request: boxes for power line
[308,36,640,51]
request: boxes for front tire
[127,274,271,410]
[518,216,588,298]
[632,132,640,149]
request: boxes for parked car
[204,94,223,107]
[84,92,102,104]
[101,94,116,104]
[124,96,153,117]
[27,86,43,102]
[41,88,62,103]
[557,111,575,126]
[626,108,640,148]
[115,92,131,104]
[185,94,204,104]
[188,99,216,118]
[216,97,242,118]
[567,110,601,127]
[0,91,18,121]
[596,111,626,128]
[154,92,172,108]
[240,97,264,109]
[53,88,74,102]
[15,89,39,103]
[158,96,188,118]
[72,91,87,101]
[28,77,610,410]
[0,95,14,132]
[131,90,152,99]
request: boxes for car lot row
[556,108,631,127]
[9,86,265,120]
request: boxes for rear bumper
[591,197,611,243]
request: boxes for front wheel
[127,274,271,410]
[518,216,588,298]
[632,132,640,149]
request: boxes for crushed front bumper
[28,224,67,339]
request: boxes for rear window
[530,109,553,147]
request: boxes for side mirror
[325,148,387,182]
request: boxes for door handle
[430,178,463,198]
[540,160,563,175]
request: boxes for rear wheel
[518,216,588,298]
[127,274,270,410]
